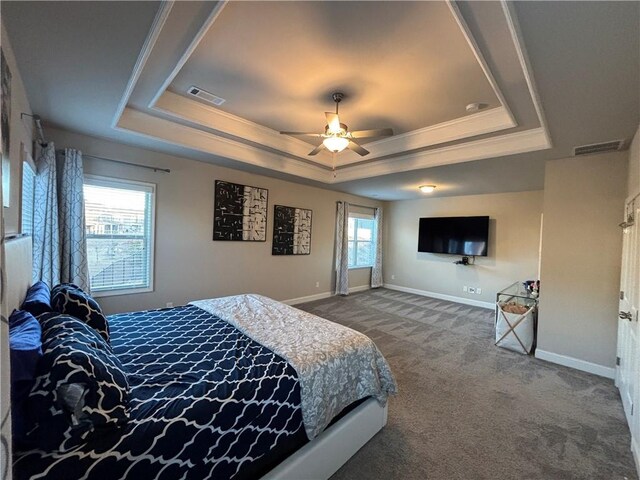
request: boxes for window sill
[349,265,373,270]
[92,286,153,298]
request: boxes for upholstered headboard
[1,235,33,480]
[3,235,33,314]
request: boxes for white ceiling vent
[187,86,225,106]
[573,139,625,156]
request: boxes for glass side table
[495,282,539,355]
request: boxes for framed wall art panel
[213,180,268,241]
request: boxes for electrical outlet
[468,287,476,294]
[477,288,482,295]
[391,274,395,280]
[463,286,468,292]
[166,302,174,308]
[315,282,320,288]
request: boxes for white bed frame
[261,398,388,480]
[0,236,387,480]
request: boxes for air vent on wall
[573,139,624,156]
[187,86,226,106]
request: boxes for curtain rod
[20,112,46,144]
[81,153,171,173]
[337,201,378,210]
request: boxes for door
[617,199,639,428]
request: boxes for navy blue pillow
[25,313,129,452]
[9,310,43,447]
[20,281,52,317]
[51,283,110,343]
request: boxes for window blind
[83,176,155,294]
[21,162,35,236]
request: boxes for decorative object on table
[1,48,12,207]
[523,279,540,298]
[272,205,312,255]
[213,180,268,241]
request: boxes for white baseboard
[535,349,615,379]
[349,285,371,294]
[383,283,494,310]
[283,291,333,306]
[284,285,371,306]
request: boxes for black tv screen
[418,216,489,256]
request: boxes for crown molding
[501,0,552,147]
[111,1,174,128]
[116,108,333,183]
[337,106,515,165]
[154,91,334,165]
[148,1,229,108]
[332,127,551,183]
[117,106,549,185]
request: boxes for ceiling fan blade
[280,131,323,138]
[350,128,394,139]
[308,143,326,156]
[347,139,370,156]
[325,112,342,133]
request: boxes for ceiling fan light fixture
[323,135,350,153]
[419,185,436,193]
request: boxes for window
[21,161,35,235]
[348,215,375,268]
[83,176,155,296]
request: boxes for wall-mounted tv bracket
[454,256,476,266]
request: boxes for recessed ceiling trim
[110,0,174,128]
[332,127,551,183]
[148,0,228,108]
[332,106,516,166]
[448,0,516,126]
[117,108,333,183]
[154,90,515,168]
[117,106,550,185]
[154,90,333,165]
[501,0,552,148]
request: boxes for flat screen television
[418,216,490,256]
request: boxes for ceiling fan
[280,92,393,156]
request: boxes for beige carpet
[298,288,638,480]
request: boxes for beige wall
[628,125,640,196]
[1,24,35,478]
[537,151,628,368]
[1,22,35,235]
[383,191,544,305]
[48,127,381,314]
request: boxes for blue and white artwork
[272,205,312,255]
[213,180,268,241]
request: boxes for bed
[6,238,397,480]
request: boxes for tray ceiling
[172,1,501,138]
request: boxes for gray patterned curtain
[32,143,60,286]
[335,201,350,295]
[32,144,89,291]
[57,149,89,291]
[371,207,383,288]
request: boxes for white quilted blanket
[190,294,397,439]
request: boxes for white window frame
[84,174,156,297]
[20,159,36,236]
[348,214,375,269]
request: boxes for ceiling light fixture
[419,185,436,193]
[323,135,350,153]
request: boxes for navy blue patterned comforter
[14,305,307,480]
